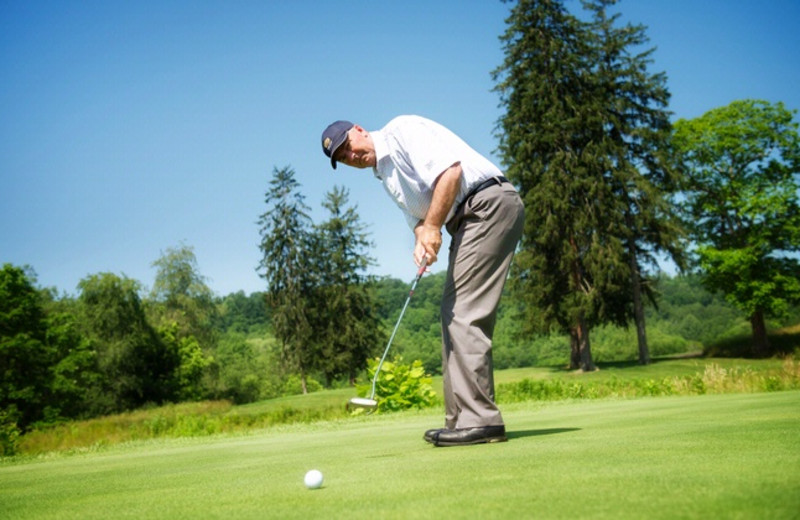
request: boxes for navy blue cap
[321,120,353,169]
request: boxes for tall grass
[497,356,800,402]
[10,357,799,458]
[16,399,349,456]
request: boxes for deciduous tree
[78,273,179,412]
[0,264,54,430]
[673,99,800,356]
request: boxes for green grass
[1,391,798,519]
[11,356,798,456]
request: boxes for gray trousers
[442,182,524,429]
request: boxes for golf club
[347,257,428,411]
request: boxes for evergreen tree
[493,0,683,369]
[583,0,685,364]
[257,166,315,393]
[493,0,604,371]
[313,186,384,385]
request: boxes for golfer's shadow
[506,428,580,440]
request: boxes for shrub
[355,356,437,413]
[0,408,21,456]
[281,375,322,396]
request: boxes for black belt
[452,176,509,219]
[466,176,508,200]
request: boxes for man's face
[334,125,375,169]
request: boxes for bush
[282,374,322,396]
[355,356,437,413]
[0,408,21,456]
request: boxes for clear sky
[2,0,799,296]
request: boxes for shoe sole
[433,436,507,447]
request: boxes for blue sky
[2,0,799,296]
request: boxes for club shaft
[368,265,426,399]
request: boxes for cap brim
[329,138,347,170]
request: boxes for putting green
[2,391,798,519]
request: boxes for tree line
[3,251,796,437]
[2,0,799,437]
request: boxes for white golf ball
[304,469,324,489]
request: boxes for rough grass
[9,356,799,457]
[497,356,800,402]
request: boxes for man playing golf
[321,115,524,446]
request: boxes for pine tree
[493,0,603,370]
[583,0,685,364]
[257,166,315,393]
[493,0,683,370]
[313,186,384,385]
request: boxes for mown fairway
[2,391,798,519]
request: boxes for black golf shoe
[423,428,448,443]
[429,425,507,447]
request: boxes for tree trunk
[300,366,308,394]
[569,329,581,370]
[629,242,650,365]
[750,309,770,358]
[571,315,596,372]
[577,315,596,372]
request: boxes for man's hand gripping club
[414,162,463,268]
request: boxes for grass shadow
[507,427,580,440]
[705,325,800,358]
[537,355,703,375]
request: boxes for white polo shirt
[371,115,504,229]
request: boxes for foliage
[14,399,351,456]
[78,273,180,413]
[157,323,210,402]
[673,99,800,356]
[257,166,316,392]
[205,332,282,404]
[497,356,800,403]
[375,273,443,375]
[149,244,218,350]
[492,0,681,370]
[282,374,322,395]
[0,407,21,456]
[43,310,99,420]
[0,264,56,430]
[311,186,384,385]
[355,356,437,413]
[214,291,270,335]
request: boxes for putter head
[347,397,378,410]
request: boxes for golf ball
[304,469,324,489]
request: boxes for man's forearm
[424,163,462,229]
[413,163,462,266]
